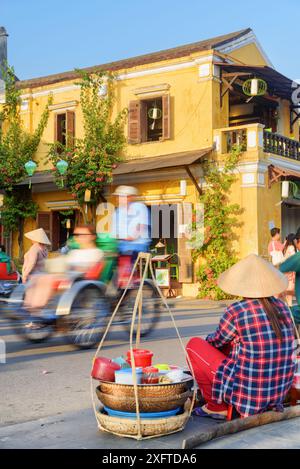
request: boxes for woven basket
[96,399,191,439]
[99,378,193,399]
[96,386,192,412]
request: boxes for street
[0,299,223,427]
[1,298,300,450]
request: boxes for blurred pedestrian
[268,227,284,266]
[22,228,51,283]
[282,233,297,306]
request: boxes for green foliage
[190,145,243,300]
[1,190,38,235]
[0,64,51,253]
[0,65,52,191]
[47,70,127,209]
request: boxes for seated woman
[24,224,103,310]
[186,254,296,420]
[0,244,18,280]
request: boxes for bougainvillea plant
[189,145,244,300]
[46,70,127,222]
[0,64,51,258]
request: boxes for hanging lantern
[148,104,162,130]
[243,78,267,97]
[24,160,37,189]
[56,159,68,187]
[84,189,91,202]
[282,181,290,199]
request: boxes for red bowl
[126,349,153,368]
[91,357,120,382]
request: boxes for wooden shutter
[51,211,60,252]
[128,101,141,144]
[162,94,171,140]
[37,212,52,248]
[66,110,75,148]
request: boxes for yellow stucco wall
[2,37,299,298]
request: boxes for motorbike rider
[112,185,150,286]
[24,224,103,310]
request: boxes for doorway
[51,210,77,251]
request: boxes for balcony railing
[214,125,300,162]
[263,130,300,160]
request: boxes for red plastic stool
[226,404,243,421]
[226,405,234,421]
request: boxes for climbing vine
[47,70,127,223]
[189,145,244,300]
[0,64,52,258]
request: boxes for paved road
[1,298,300,449]
[0,299,224,427]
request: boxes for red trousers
[186,337,228,412]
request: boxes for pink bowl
[91,357,120,382]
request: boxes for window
[128,95,171,144]
[54,110,75,147]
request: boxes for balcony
[214,124,300,161]
[263,130,300,160]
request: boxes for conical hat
[217,253,288,298]
[25,228,51,246]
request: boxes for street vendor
[186,254,296,420]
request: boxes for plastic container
[126,349,153,367]
[166,369,190,383]
[103,405,181,419]
[91,357,121,382]
[115,367,143,384]
[142,367,159,384]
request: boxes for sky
[1,0,300,81]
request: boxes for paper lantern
[56,160,68,187]
[282,181,289,198]
[24,160,37,188]
[84,189,91,202]
[243,78,267,97]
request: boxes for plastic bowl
[115,368,143,384]
[126,349,153,367]
[103,405,182,419]
[91,357,121,382]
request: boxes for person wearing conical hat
[22,228,51,283]
[186,254,296,419]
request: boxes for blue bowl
[103,406,182,419]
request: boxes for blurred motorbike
[5,236,162,349]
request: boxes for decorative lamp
[56,159,68,187]
[148,104,162,130]
[66,219,71,230]
[24,160,37,189]
[84,189,91,202]
[242,78,267,97]
[282,181,290,199]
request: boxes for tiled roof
[17,28,252,89]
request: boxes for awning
[113,148,211,175]
[218,64,295,101]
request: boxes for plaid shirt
[206,298,296,417]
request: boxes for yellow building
[1,27,300,296]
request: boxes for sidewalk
[1,405,300,449]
